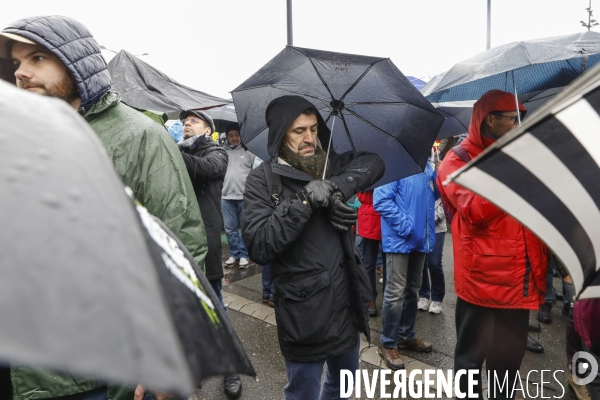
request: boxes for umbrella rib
[347,101,446,117]
[307,58,336,100]
[338,112,357,153]
[339,61,379,102]
[269,85,331,105]
[344,108,406,146]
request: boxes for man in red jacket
[437,90,548,399]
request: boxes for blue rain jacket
[374,162,436,254]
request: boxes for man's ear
[484,114,494,127]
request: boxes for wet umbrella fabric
[205,103,238,133]
[433,87,564,140]
[422,31,600,103]
[108,50,229,113]
[449,64,600,300]
[232,46,444,187]
[0,81,254,396]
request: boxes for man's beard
[18,71,80,105]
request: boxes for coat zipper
[522,227,531,298]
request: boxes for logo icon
[572,351,599,386]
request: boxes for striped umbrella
[449,64,600,300]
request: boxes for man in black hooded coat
[242,95,385,399]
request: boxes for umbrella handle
[322,115,337,179]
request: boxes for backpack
[443,145,472,225]
[263,162,283,206]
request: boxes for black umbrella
[205,103,238,133]
[232,46,444,186]
[108,50,230,113]
[0,81,254,396]
[449,64,600,300]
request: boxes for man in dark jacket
[177,109,242,399]
[242,95,385,399]
[1,15,208,400]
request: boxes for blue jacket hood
[373,163,436,253]
[3,15,111,114]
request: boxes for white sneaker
[417,297,430,311]
[239,258,249,268]
[429,301,443,314]
[224,257,238,268]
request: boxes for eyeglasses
[490,112,521,125]
[182,117,205,125]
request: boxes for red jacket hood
[467,90,527,150]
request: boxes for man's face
[484,111,520,139]
[283,113,318,157]
[227,130,241,146]
[11,41,80,107]
[182,115,210,139]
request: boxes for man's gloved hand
[328,192,357,232]
[297,180,335,209]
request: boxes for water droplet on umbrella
[41,193,62,209]
[68,189,82,202]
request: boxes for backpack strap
[451,145,472,163]
[263,162,283,206]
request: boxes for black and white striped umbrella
[449,65,600,300]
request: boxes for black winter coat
[179,135,228,280]
[241,96,385,362]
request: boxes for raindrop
[41,193,62,209]
[68,189,82,202]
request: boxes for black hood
[265,95,331,162]
[2,15,111,114]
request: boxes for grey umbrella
[0,81,254,396]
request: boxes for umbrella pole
[322,115,337,179]
[513,80,522,126]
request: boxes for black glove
[296,180,335,209]
[328,192,357,232]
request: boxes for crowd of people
[0,13,599,400]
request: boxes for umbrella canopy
[448,63,600,300]
[0,81,254,396]
[108,50,229,113]
[232,46,444,186]
[422,31,600,103]
[433,87,564,139]
[205,103,238,133]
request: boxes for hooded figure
[241,95,385,399]
[437,89,548,398]
[1,15,208,400]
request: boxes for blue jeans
[419,232,446,302]
[221,199,248,259]
[262,264,274,298]
[210,279,229,318]
[380,252,425,348]
[284,333,360,400]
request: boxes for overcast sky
[1,0,593,99]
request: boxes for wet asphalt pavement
[193,234,577,399]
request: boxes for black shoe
[537,302,552,324]
[224,375,242,399]
[527,336,544,353]
[528,323,541,332]
[562,303,571,316]
[368,301,378,317]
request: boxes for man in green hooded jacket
[1,15,209,400]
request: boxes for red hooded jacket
[357,190,381,240]
[437,90,548,310]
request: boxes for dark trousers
[454,298,529,399]
[262,264,274,298]
[362,238,385,301]
[419,232,446,302]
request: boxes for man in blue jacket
[374,162,436,370]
